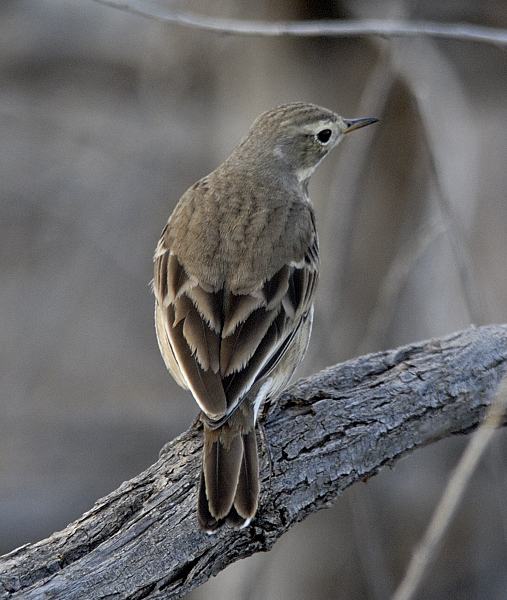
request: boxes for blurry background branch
[1,324,506,600]
[392,372,507,600]
[92,0,507,45]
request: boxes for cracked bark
[1,324,506,599]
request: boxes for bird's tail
[198,417,259,532]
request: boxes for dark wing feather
[166,302,227,418]
[220,305,281,377]
[154,228,318,423]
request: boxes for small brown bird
[154,103,378,531]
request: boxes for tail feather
[198,423,259,532]
[233,430,259,521]
[203,428,243,519]
[197,470,224,532]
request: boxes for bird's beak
[343,117,379,134]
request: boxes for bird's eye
[316,129,332,144]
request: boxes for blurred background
[1,0,506,598]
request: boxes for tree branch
[91,0,507,47]
[1,324,506,599]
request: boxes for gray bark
[1,324,506,600]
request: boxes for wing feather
[154,227,318,423]
[220,305,280,378]
[166,302,227,419]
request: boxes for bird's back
[161,159,317,295]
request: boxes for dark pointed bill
[343,117,379,134]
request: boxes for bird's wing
[154,227,319,423]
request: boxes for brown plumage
[153,103,378,531]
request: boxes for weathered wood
[1,324,506,599]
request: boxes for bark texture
[1,324,506,600]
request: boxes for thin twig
[391,373,507,600]
[90,0,507,46]
[357,220,447,355]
